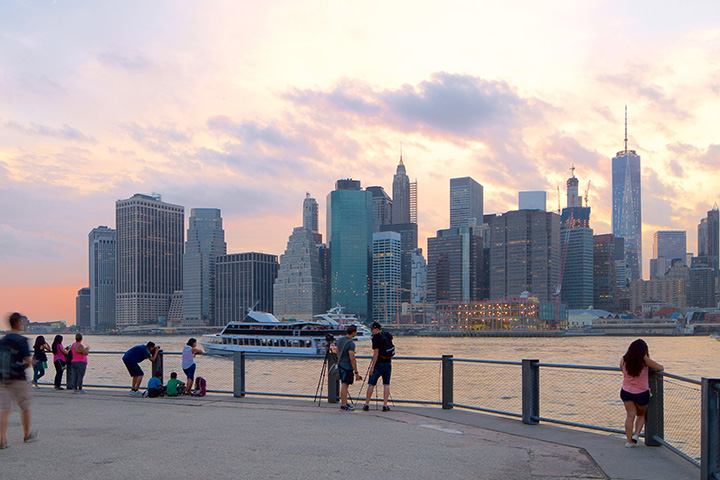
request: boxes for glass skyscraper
[612,111,642,281]
[372,231,401,324]
[392,157,410,224]
[327,179,373,320]
[89,226,116,329]
[182,208,226,326]
[450,177,483,228]
[215,252,279,324]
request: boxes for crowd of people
[1,310,665,450]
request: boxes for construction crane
[584,180,591,207]
[556,186,561,213]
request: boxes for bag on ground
[191,376,207,397]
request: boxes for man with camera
[336,325,361,411]
[122,342,160,397]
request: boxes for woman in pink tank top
[620,339,663,448]
[69,333,90,394]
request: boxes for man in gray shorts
[1,312,38,448]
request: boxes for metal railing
[38,351,719,479]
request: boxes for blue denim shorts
[183,364,196,380]
[368,362,391,386]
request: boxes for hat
[370,321,382,330]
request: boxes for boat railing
[49,350,719,479]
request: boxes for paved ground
[0,388,699,480]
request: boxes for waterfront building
[434,295,567,331]
[273,227,326,320]
[489,210,560,303]
[518,191,547,211]
[593,234,616,312]
[612,109,642,281]
[76,287,91,328]
[327,179,373,320]
[215,252,279,324]
[115,193,184,327]
[560,168,593,309]
[450,177,483,228]
[88,226,116,329]
[183,208,226,326]
[689,266,716,308]
[379,222,418,304]
[372,231,402,324]
[698,206,719,278]
[392,156,410,225]
[629,278,688,311]
[651,230,687,279]
[427,226,484,307]
[366,186,393,232]
[411,248,427,306]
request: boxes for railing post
[233,352,246,398]
[701,378,720,480]
[645,369,664,446]
[522,359,539,425]
[442,355,453,410]
[152,350,164,383]
[327,358,339,404]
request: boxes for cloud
[5,120,96,143]
[122,122,192,154]
[97,52,152,71]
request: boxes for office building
[379,222,418,304]
[698,206,719,278]
[689,266,716,308]
[450,177,483,228]
[215,252,279,324]
[612,109,642,281]
[489,210,560,302]
[392,157,411,224]
[76,287,91,328]
[593,234,617,312]
[372,231,402,324]
[411,248,427,305]
[116,193,184,327]
[327,179,373,320]
[273,227,326,320]
[427,226,484,306]
[366,186,393,232]
[518,191,547,211]
[89,226,116,329]
[183,208,226,326]
[650,230,687,279]
[303,193,323,244]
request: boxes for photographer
[336,325,362,411]
[122,342,160,397]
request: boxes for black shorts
[338,366,354,385]
[123,359,143,378]
[620,388,650,406]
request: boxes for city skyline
[2,2,720,322]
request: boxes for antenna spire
[624,105,628,153]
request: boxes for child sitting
[165,371,186,397]
[146,371,165,398]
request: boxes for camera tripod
[313,340,339,406]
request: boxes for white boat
[201,310,347,356]
[314,306,373,341]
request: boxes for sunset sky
[2,1,720,323]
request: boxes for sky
[1,0,720,323]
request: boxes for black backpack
[377,332,395,359]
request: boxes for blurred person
[0,312,38,448]
[31,336,51,388]
[181,338,203,395]
[50,335,69,390]
[122,342,160,397]
[68,333,90,394]
[620,339,664,447]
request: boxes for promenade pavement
[0,388,699,480]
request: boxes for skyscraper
[560,168,593,309]
[379,222,418,304]
[593,234,617,312]
[366,186,393,232]
[450,177,483,228]
[303,192,319,234]
[698,206,719,278]
[518,191,547,211]
[215,252,279,324]
[116,193,184,327]
[651,230,687,279]
[327,179,373,319]
[427,226,484,306]
[76,287,91,328]
[88,226,116,329]
[273,227,326,320]
[182,208,226,326]
[372,231,401,323]
[392,157,410,224]
[612,108,642,281]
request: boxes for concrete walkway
[0,389,699,480]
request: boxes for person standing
[122,342,160,397]
[31,336,51,388]
[620,339,664,447]
[181,338,203,395]
[0,312,38,448]
[336,325,362,411]
[362,322,394,412]
[68,334,90,394]
[50,335,69,391]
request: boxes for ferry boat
[201,310,348,356]
[314,306,373,341]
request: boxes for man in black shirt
[1,312,37,448]
[362,322,392,412]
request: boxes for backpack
[0,338,12,384]
[191,376,206,397]
[377,332,395,359]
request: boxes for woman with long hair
[620,339,664,447]
[51,335,69,390]
[31,336,51,388]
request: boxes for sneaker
[362,404,369,411]
[0,441,8,449]
[76,389,85,394]
[32,383,39,389]
[340,404,355,411]
[625,441,638,448]
[141,391,148,398]
[23,431,39,443]
[382,406,391,412]
[54,387,64,391]
[129,390,136,396]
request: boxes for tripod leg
[314,355,328,405]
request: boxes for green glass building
[327,179,373,320]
